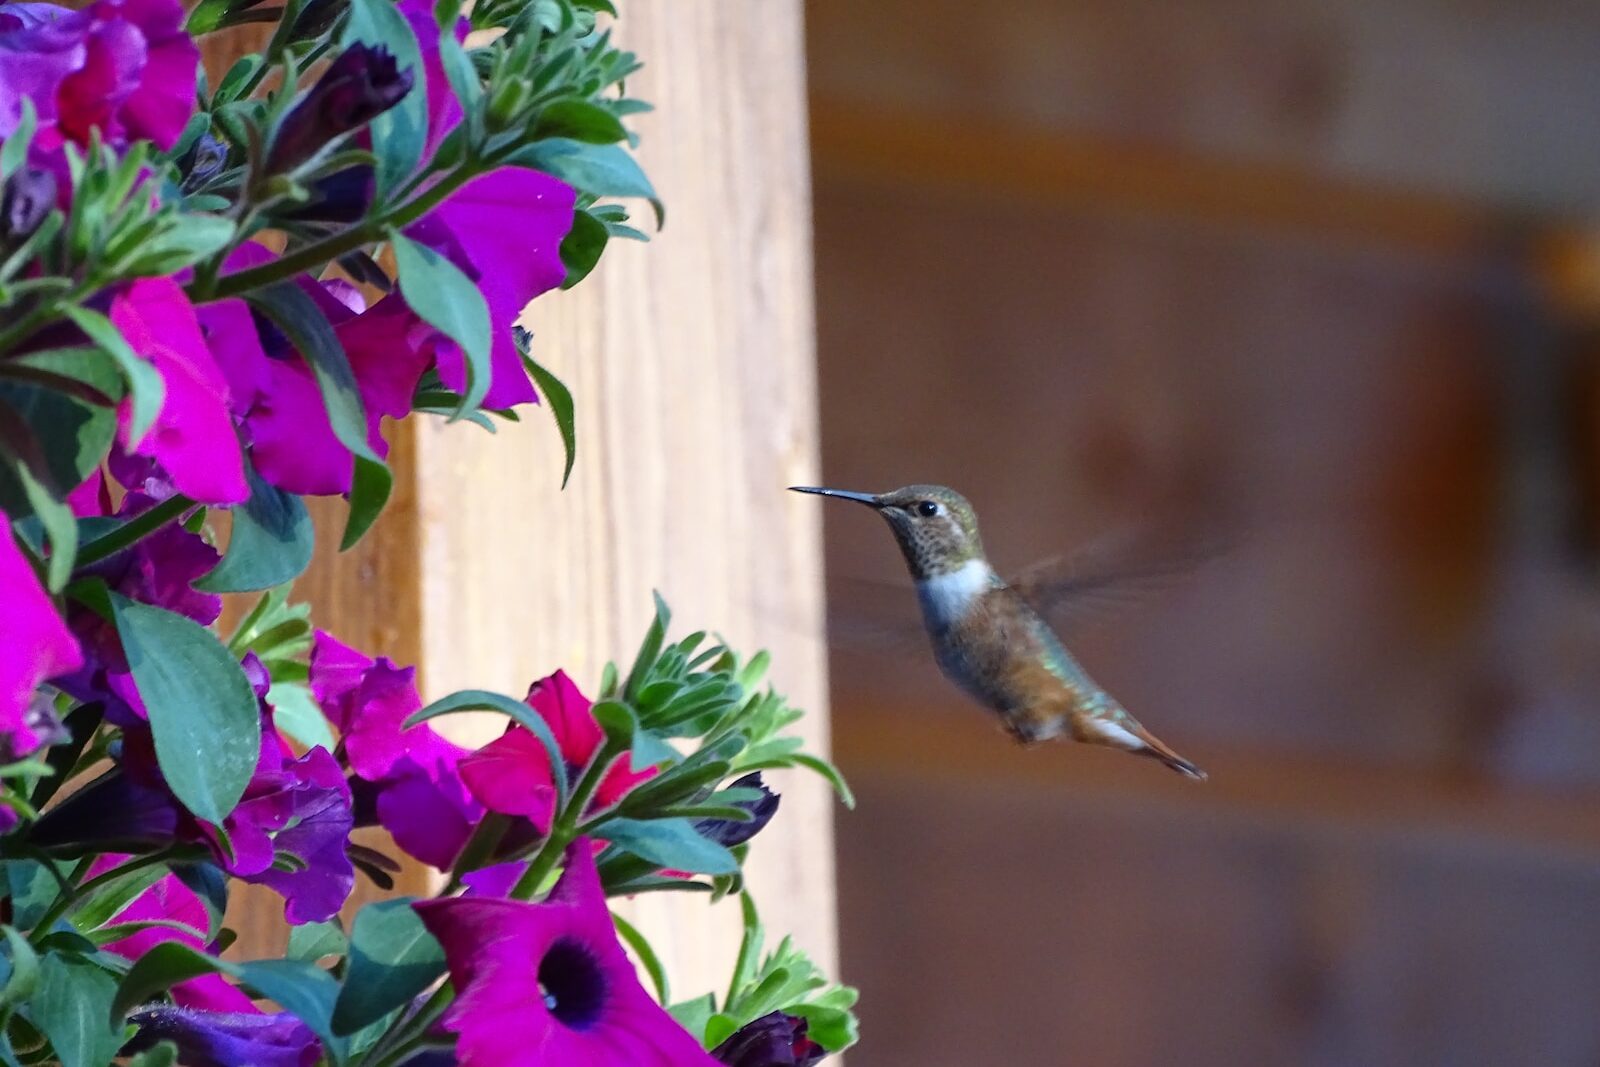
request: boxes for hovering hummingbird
[791,484,1207,780]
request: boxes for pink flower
[0,513,82,758]
[198,246,439,496]
[405,168,575,409]
[414,841,722,1067]
[459,671,655,834]
[112,277,248,505]
[395,0,575,409]
[0,0,199,149]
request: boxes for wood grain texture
[414,0,837,995]
[201,5,837,993]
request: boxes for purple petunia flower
[40,660,356,924]
[111,277,248,506]
[712,1013,825,1067]
[124,1006,320,1067]
[309,631,484,870]
[414,840,724,1067]
[0,512,83,759]
[0,0,199,149]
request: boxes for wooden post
[205,0,836,996]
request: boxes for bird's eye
[916,500,939,517]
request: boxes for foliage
[0,0,855,1064]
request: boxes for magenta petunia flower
[308,631,484,869]
[43,660,356,924]
[414,840,723,1067]
[112,277,248,506]
[0,512,82,758]
[0,0,199,149]
[395,0,574,409]
[200,246,440,496]
[95,863,257,1013]
[459,670,655,834]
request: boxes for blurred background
[804,2,1600,1064]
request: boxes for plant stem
[75,493,195,568]
[190,169,475,303]
[25,851,171,944]
[510,740,622,899]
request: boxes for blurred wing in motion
[1006,532,1231,632]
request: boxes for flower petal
[112,278,247,505]
[0,514,82,756]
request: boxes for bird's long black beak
[788,486,882,508]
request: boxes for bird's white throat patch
[916,559,995,627]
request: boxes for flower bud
[1,168,57,241]
[695,771,780,848]
[712,1012,825,1067]
[180,132,228,190]
[266,43,414,173]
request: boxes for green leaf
[7,860,68,929]
[287,920,347,963]
[331,899,444,1035]
[111,943,218,1019]
[630,729,678,773]
[598,817,738,875]
[268,681,336,753]
[610,911,669,1004]
[559,208,608,289]
[58,305,164,447]
[213,55,264,106]
[512,138,662,227]
[389,231,491,418]
[0,926,40,1009]
[666,992,716,1044]
[0,98,35,182]
[591,700,636,748]
[124,1042,179,1067]
[245,284,375,462]
[408,690,568,803]
[7,454,76,591]
[28,953,123,1067]
[516,336,576,489]
[791,753,855,809]
[195,461,312,592]
[343,0,428,199]
[124,215,234,275]
[534,100,627,144]
[70,862,169,933]
[342,454,393,550]
[109,595,261,823]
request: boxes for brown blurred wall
[807,2,1600,1064]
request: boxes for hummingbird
[791,484,1207,780]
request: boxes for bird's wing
[1006,534,1228,632]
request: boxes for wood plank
[202,5,837,996]
[413,0,837,995]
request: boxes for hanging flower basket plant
[0,0,856,1063]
